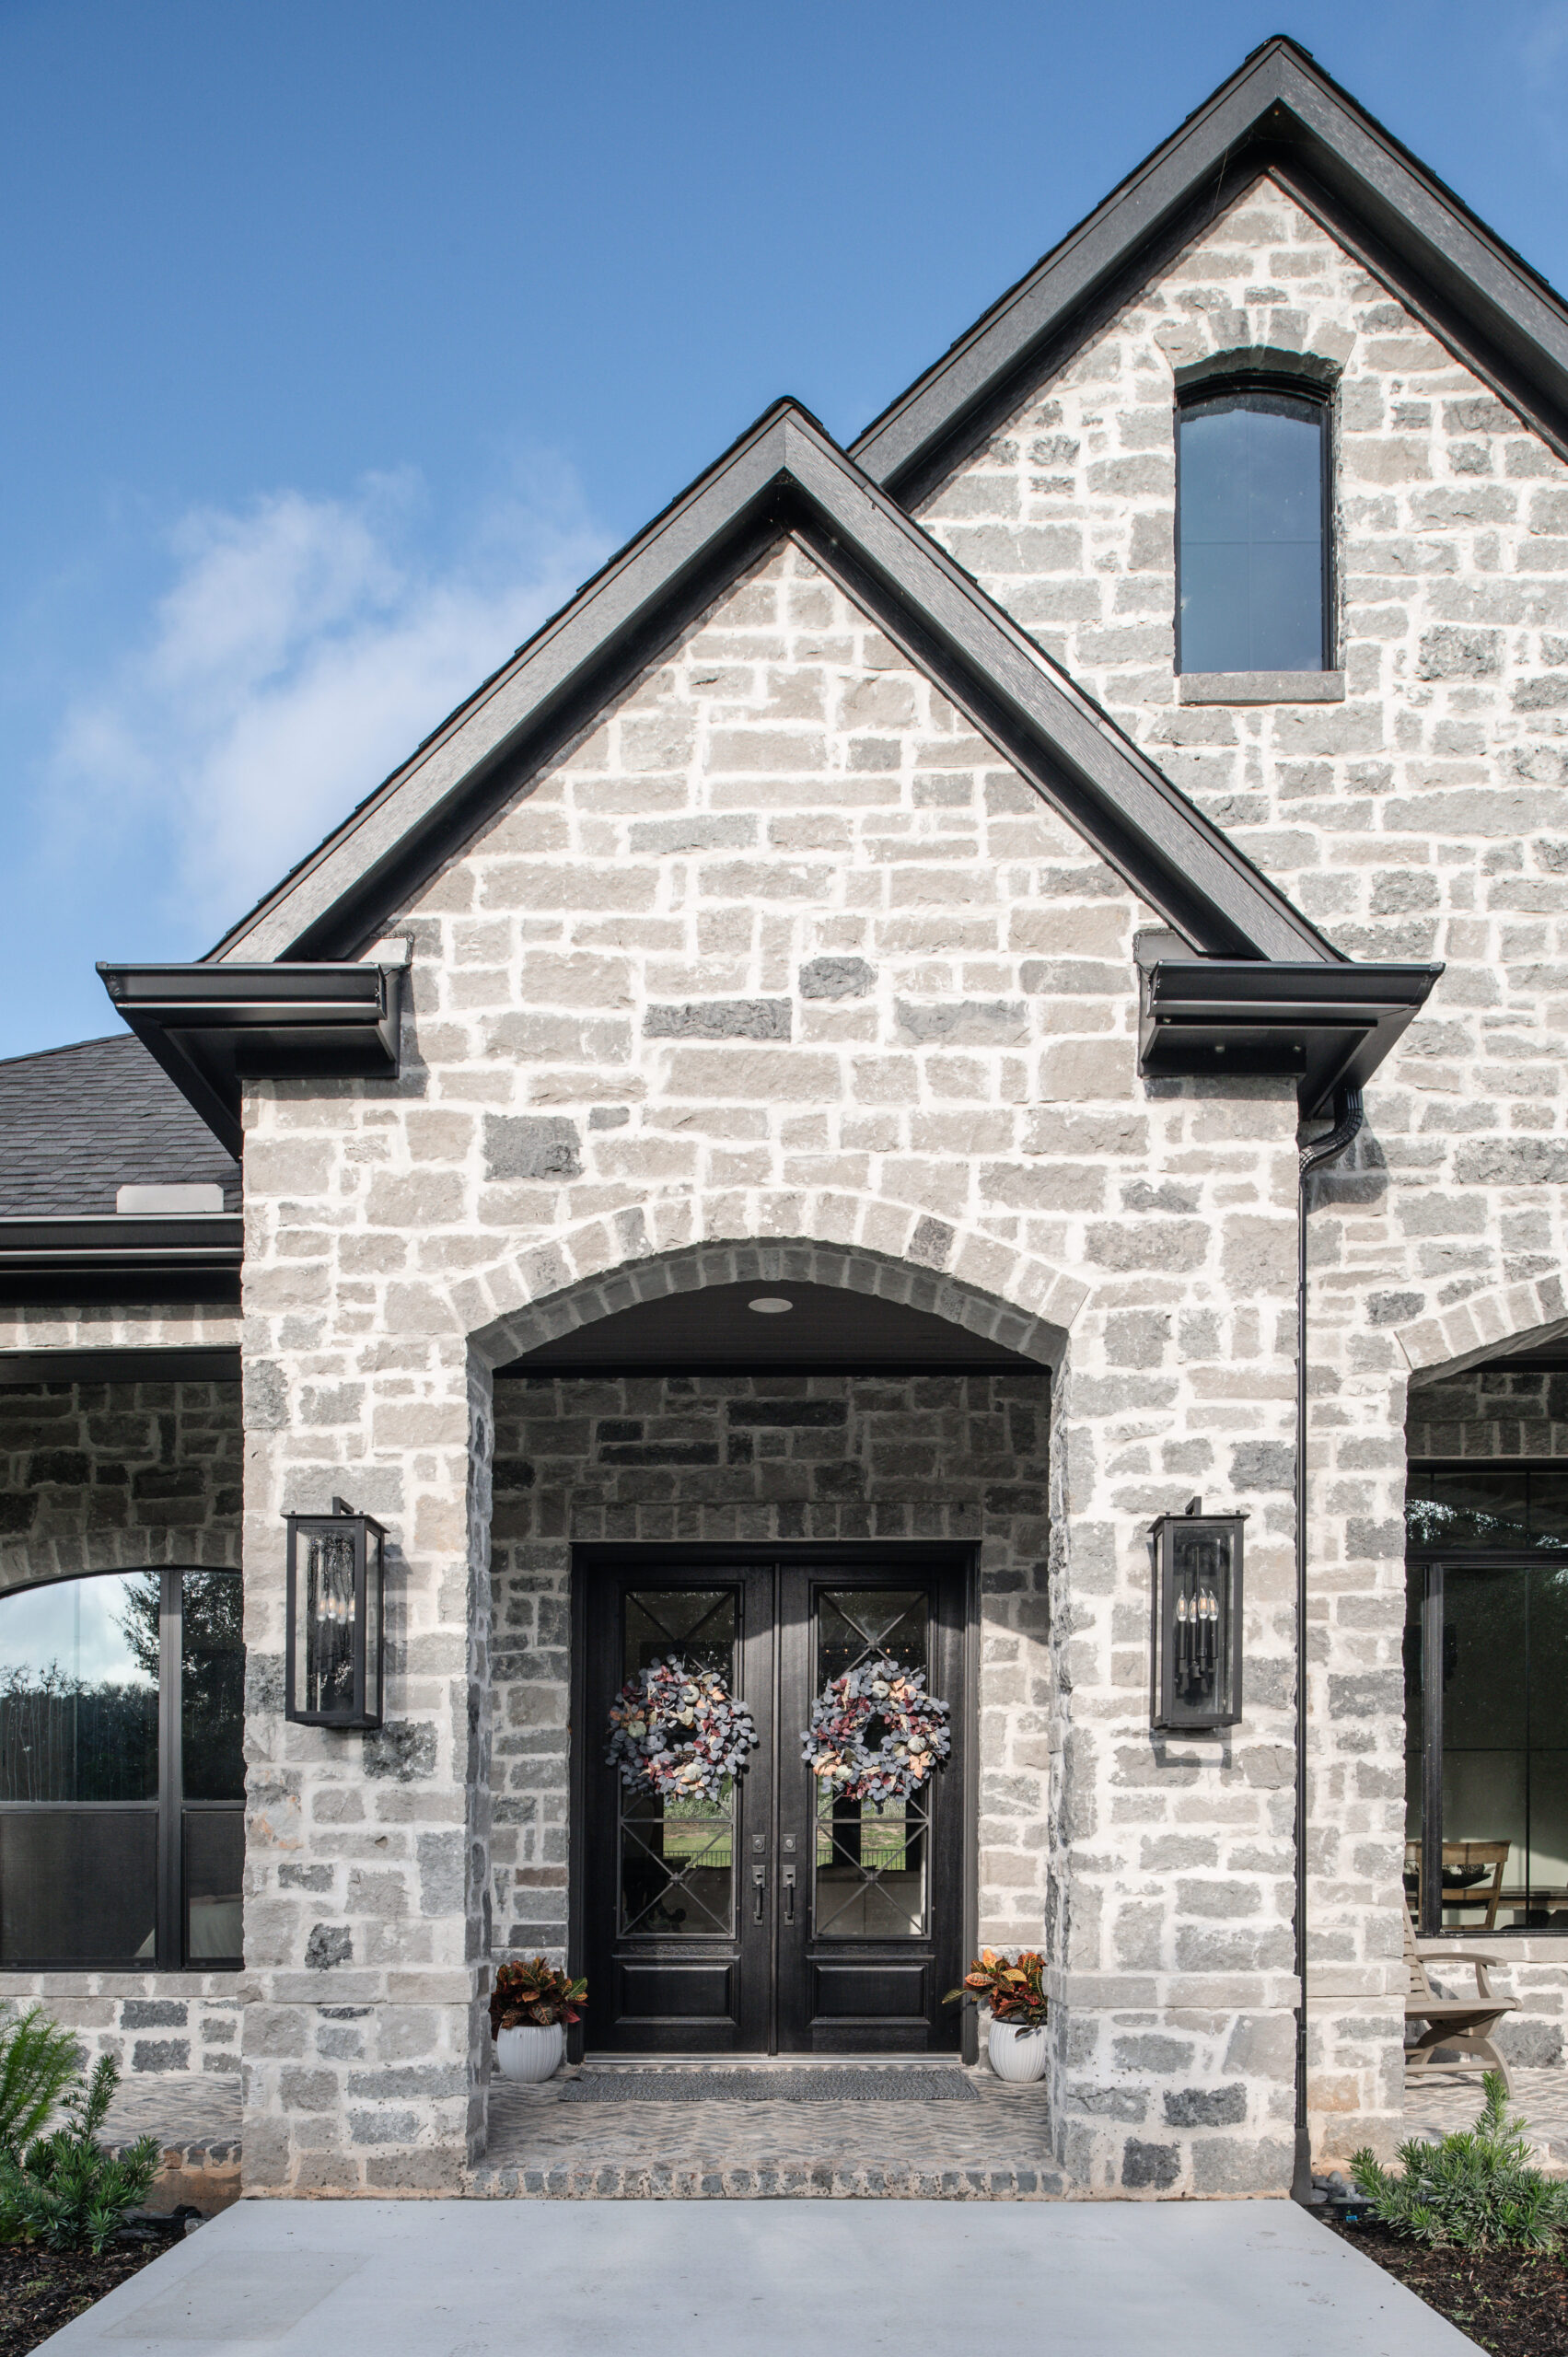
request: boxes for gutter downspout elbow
[1291,1082,1365,2209]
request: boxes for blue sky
[4,0,1568,1060]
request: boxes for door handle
[782,1864,796,1925]
[751,1864,766,1922]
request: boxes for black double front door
[577,1550,969,2053]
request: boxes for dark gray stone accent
[362,1722,438,1782]
[798,958,875,1001]
[1163,2084,1248,2127]
[122,2001,189,2030]
[305,1925,354,1969]
[1121,2139,1181,2189]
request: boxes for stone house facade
[4,38,1568,2199]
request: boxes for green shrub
[1351,2072,1568,2253]
[0,2055,160,2254]
[0,2004,81,2153]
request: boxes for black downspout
[1291,1082,1365,2208]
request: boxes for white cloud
[42,460,611,940]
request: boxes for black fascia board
[96,960,403,1157]
[0,1215,243,1267]
[852,37,1568,503]
[202,402,1334,972]
[1139,958,1443,1113]
[0,1346,241,1386]
[497,1359,1040,1380]
[0,1215,243,1307]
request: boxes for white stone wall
[916,171,1568,2167]
[234,540,1303,2194]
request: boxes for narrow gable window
[1177,380,1330,674]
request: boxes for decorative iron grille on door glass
[0,1568,244,1968]
[619,1590,738,1940]
[813,1590,930,1940]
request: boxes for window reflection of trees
[0,1573,159,1804]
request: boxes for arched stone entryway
[470,1217,1070,2087]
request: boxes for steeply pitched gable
[208,402,1333,970]
[853,35,1568,505]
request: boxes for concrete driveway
[37,2196,1478,2356]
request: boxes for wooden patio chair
[1403,1896,1517,2095]
[1405,1839,1512,1933]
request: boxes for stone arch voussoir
[1397,1274,1568,1385]
[451,1190,1088,1371]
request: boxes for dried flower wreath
[801,1656,951,1805]
[606,1655,759,1804]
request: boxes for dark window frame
[1406,1459,1568,1936]
[0,1565,243,1973]
[1175,372,1335,676]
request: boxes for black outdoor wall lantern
[285,1498,385,1729]
[1150,1498,1245,1731]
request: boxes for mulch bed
[0,2233,176,2357]
[1328,2219,1568,2353]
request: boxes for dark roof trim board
[205,402,1336,971]
[852,36,1568,502]
[1140,958,1440,1113]
[0,1347,241,1387]
[0,1215,243,1307]
[97,960,404,1158]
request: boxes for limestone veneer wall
[1408,1365,1568,1458]
[237,539,1304,2196]
[488,1369,1051,1960]
[917,170,1568,2169]
[0,1378,241,1588]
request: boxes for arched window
[0,1569,243,1969]
[1177,378,1332,675]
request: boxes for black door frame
[567,1541,981,2060]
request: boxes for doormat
[560,2069,980,2104]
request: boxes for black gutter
[0,1215,243,1267]
[1141,960,1441,1115]
[0,1346,241,1386]
[1291,1083,1365,2207]
[0,1216,244,1308]
[98,961,404,1156]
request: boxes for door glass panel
[813,1588,931,1942]
[0,1573,159,1801]
[618,1589,738,1940]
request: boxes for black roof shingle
[0,1034,240,1217]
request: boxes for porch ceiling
[495,1280,1045,1378]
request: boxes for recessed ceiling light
[748,1296,794,1315]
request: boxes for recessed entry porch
[481,1262,1054,2181]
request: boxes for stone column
[1041,1090,1303,2196]
[238,1107,493,2194]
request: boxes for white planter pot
[987,2018,1049,2084]
[495,2022,565,2084]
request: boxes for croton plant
[489,1957,588,2036]
[943,1949,1049,2026]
